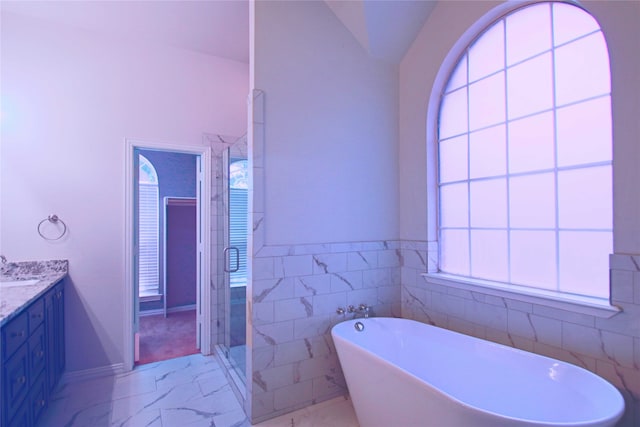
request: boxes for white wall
[253,0,399,246]
[0,11,248,372]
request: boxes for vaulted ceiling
[325,0,436,63]
[1,0,436,64]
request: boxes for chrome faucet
[347,303,370,319]
[0,255,6,264]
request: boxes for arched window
[139,154,160,298]
[436,2,612,302]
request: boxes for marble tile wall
[401,241,640,427]
[248,241,402,422]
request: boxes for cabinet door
[4,343,29,424]
[46,281,65,390]
[7,397,29,427]
[54,283,65,375]
[46,287,56,392]
[29,324,47,385]
[29,373,48,426]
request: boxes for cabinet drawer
[28,298,45,334]
[3,310,28,359]
[4,343,29,422]
[29,324,47,384]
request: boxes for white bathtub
[332,317,624,427]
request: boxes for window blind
[139,183,160,296]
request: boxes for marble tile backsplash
[401,242,640,427]
[248,240,402,422]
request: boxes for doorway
[124,140,211,370]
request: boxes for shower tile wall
[249,241,402,421]
[401,242,640,427]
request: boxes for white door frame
[124,139,211,370]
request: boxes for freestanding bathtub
[332,317,624,427]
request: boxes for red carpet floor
[137,309,198,365]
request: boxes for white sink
[0,279,40,287]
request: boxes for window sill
[421,273,621,319]
[140,294,162,302]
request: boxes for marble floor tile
[37,353,359,427]
[253,396,359,427]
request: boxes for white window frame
[138,154,161,300]
[424,0,619,318]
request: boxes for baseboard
[60,363,125,385]
[139,304,196,317]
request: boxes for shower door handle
[224,246,240,273]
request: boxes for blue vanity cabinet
[1,279,65,427]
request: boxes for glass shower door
[222,147,248,380]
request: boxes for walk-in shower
[211,134,248,393]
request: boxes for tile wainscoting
[401,241,640,427]
[248,240,402,421]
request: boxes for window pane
[439,88,468,139]
[439,135,468,183]
[556,97,612,167]
[510,230,556,289]
[440,183,468,227]
[508,112,555,173]
[506,3,551,65]
[559,231,612,298]
[469,72,505,131]
[436,3,612,301]
[558,166,612,229]
[471,230,508,282]
[509,173,555,228]
[507,52,553,119]
[553,3,600,46]
[468,20,504,82]
[446,54,467,93]
[441,229,469,276]
[554,32,610,106]
[469,125,505,179]
[470,178,507,228]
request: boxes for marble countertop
[0,260,68,327]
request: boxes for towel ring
[37,214,67,241]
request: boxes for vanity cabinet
[1,280,65,427]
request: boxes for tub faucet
[348,303,370,319]
[359,304,370,319]
[0,255,6,264]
